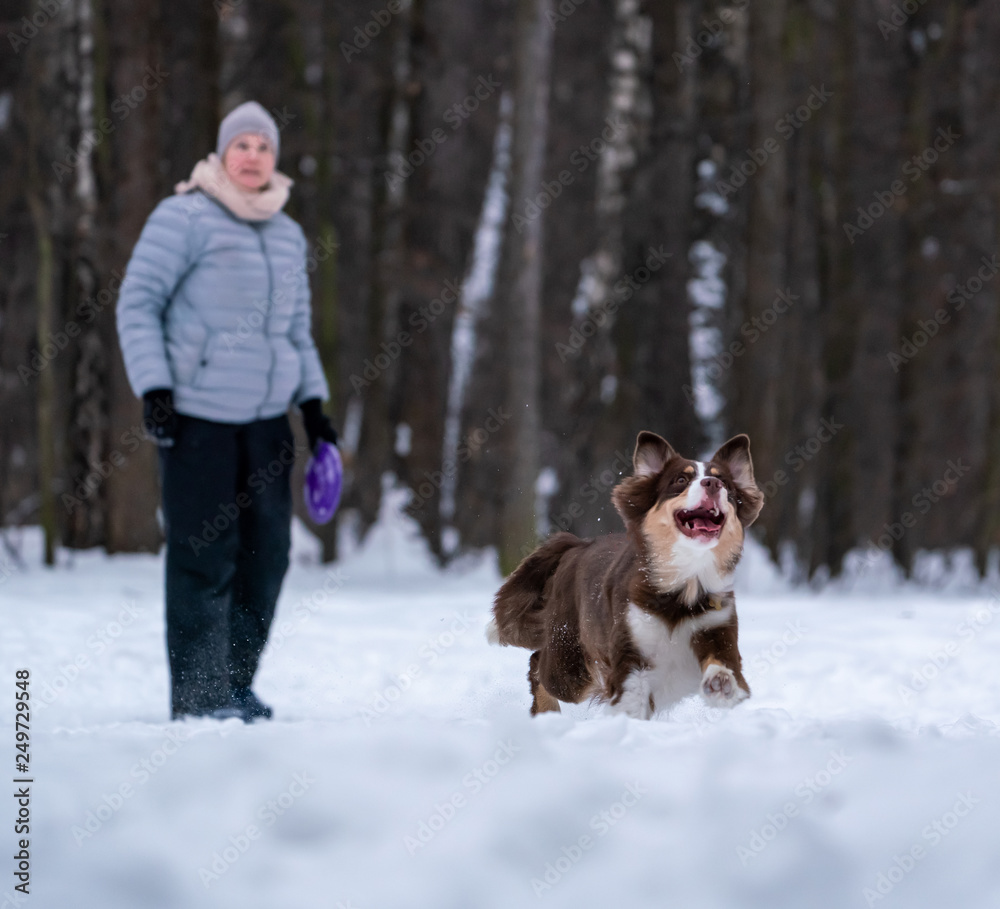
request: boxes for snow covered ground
[4,500,1000,909]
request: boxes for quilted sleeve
[115,196,196,397]
[288,225,330,404]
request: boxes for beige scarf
[174,153,292,221]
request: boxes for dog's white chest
[618,601,734,718]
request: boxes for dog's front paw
[701,664,749,707]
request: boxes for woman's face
[223,133,276,191]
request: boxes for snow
[5,501,1000,909]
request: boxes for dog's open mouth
[676,505,726,541]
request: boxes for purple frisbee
[304,441,343,524]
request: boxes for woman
[117,101,339,722]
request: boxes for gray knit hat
[216,101,280,159]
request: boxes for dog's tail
[490,532,583,650]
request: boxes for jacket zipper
[254,223,277,420]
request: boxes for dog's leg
[691,622,750,707]
[529,651,562,715]
[610,670,655,720]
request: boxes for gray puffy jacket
[117,191,328,423]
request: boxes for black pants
[159,414,295,717]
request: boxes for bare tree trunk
[160,0,220,188]
[623,0,700,455]
[303,0,398,544]
[26,194,57,564]
[62,0,108,550]
[556,0,652,538]
[22,0,83,564]
[494,0,554,574]
[731,0,789,517]
[440,92,513,550]
[98,0,171,552]
[350,0,414,532]
[888,0,1000,571]
[963,3,1000,569]
[391,0,511,560]
[314,0,343,562]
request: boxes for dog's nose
[701,477,723,494]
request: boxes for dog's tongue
[690,516,719,534]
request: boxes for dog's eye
[674,476,688,488]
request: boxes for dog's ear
[711,434,755,486]
[633,431,678,478]
[614,432,678,528]
[711,434,764,526]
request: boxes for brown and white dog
[489,431,764,719]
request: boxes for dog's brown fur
[492,432,764,718]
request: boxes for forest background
[1,0,997,580]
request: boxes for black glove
[300,398,338,453]
[142,388,178,447]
